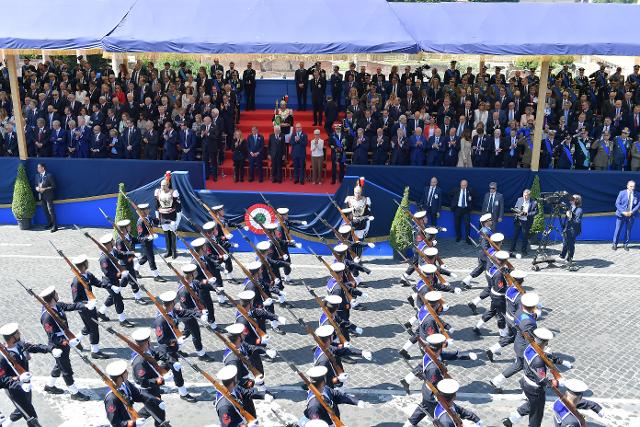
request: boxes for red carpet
[208,109,343,194]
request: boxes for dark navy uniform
[515,345,553,426]
[131,350,164,398]
[469,225,492,279]
[433,402,480,427]
[234,308,276,373]
[71,272,104,346]
[319,310,357,343]
[312,344,361,388]
[553,398,602,427]
[115,233,142,294]
[214,386,265,427]
[499,285,522,349]
[176,280,207,352]
[326,276,361,324]
[479,265,507,329]
[137,216,160,272]
[303,385,358,424]
[243,275,275,310]
[41,303,83,387]
[153,309,196,389]
[194,255,223,324]
[100,250,129,315]
[104,380,165,427]
[409,305,450,345]
[502,308,538,380]
[223,341,266,382]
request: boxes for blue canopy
[391,2,640,56]
[102,0,419,54]
[0,0,135,52]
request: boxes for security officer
[462,213,493,288]
[69,254,109,359]
[552,379,606,426]
[153,290,197,403]
[103,359,169,427]
[223,323,276,381]
[400,291,452,360]
[302,365,364,425]
[215,365,271,427]
[433,379,482,427]
[131,328,173,401]
[38,286,90,401]
[401,334,477,427]
[473,250,509,336]
[97,233,136,327]
[135,203,166,282]
[176,264,216,361]
[467,232,505,315]
[114,219,148,305]
[0,322,49,426]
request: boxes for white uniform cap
[521,293,540,308]
[331,262,346,273]
[490,233,505,243]
[305,420,330,427]
[480,213,492,223]
[334,244,348,253]
[495,250,510,261]
[424,227,438,235]
[533,327,554,341]
[72,254,88,264]
[315,325,334,338]
[99,233,114,245]
[248,261,263,271]
[138,203,150,209]
[426,333,447,346]
[341,208,353,214]
[159,291,177,303]
[306,365,328,380]
[264,223,278,231]
[420,264,438,274]
[0,323,19,336]
[191,237,206,248]
[325,295,342,305]
[256,241,271,251]
[238,290,255,301]
[39,286,56,298]
[181,263,197,274]
[437,378,460,395]
[413,211,427,220]
[225,323,245,335]
[565,379,589,394]
[338,225,352,234]
[424,247,438,257]
[510,269,527,280]
[116,219,131,228]
[277,208,289,215]
[131,328,151,342]
[425,291,442,302]
[203,221,216,231]
[217,365,238,381]
[212,205,224,211]
[106,360,128,377]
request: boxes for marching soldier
[409,264,461,310]
[255,241,291,308]
[313,325,372,388]
[0,322,50,426]
[422,247,455,279]
[400,334,477,426]
[274,207,306,283]
[114,219,148,305]
[326,262,366,320]
[332,243,371,281]
[223,323,276,381]
[235,290,286,349]
[552,379,607,427]
[131,328,173,403]
[210,204,239,281]
[473,250,509,336]
[400,211,429,287]
[70,254,110,359]
[215,365,272,427]
[153,291,198,403]
[202,220,236,282]
[319,294,362,342]
[96,233,136,328]
[337,223,374,268]
[433,379,482,427]
[104,359,169,427]
[176,264,216,361]
[136,203,166,282]
[462,213,493,288]
[38,286,90,401]
[467,232,506,315]
[302,366,365,425]
[400,291,453,360]
[191,237,228,317]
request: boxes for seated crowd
[0,57,639,183]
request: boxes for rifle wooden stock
[138,284,183,340]
[306,283,348,345]
[226,251,270,302]
[522,332,562,381]
[237,228,277,283]
[424,380,463,427]
[220,291,267,340]
[417,292,451,340]
[99,208,135,253]
[0,343,27,375]
[161,259,206,312]
[260,193,292,241]
[314,218,359,259]
[49,241,96,301]
[119,190,156,237]
[251,216,285,258]
[78,228,126,274]
[308,249,352,303]
[211,329,262,378]
[482,248,525,294]
[176,234,215,281]
[200,200,233,237]
[328,196,360,242]
[415,337,450,379]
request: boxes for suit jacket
[409,135,427,165]
[268,133,286,159]
[290,131,308,159]
[248,133,265,156]
[179,129,197,151]
[615,189,640,217]
[35,171,55,201]
[450,187,473,211]
[123,127,141,156]
[514,197,538,225]
[3,131,18,156]
[482,191,505,221]
[420,185,442,213]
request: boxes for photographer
[509,189,538,257]
[560,194,583,265]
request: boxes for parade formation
[0,173,624,427]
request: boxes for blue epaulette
[515,311,535,327]
[488,247,496,256]
[417,306,430,324]
[416,280,427,292]
[326,278,337,293]
[524,345,538,364]
[422,353,435,372]
[417,241,428,251]
[488,265,499,277]
[223,348,232,362]
[506,286,520,302]
[313,347,324,363]
[553,398,571,422]
[319,313,328,326]
[434,403,446,419]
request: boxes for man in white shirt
[450,179,473,243]
[509,189,538,256]
[310,129,324,184]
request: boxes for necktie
[489,194,494,212]
[629,191,633,210]
[428,187,434,206]
[462,189,467,208]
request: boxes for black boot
[163,232,172,258]
[171,232,178,259]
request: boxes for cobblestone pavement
[0,225,638,426]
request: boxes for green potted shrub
[11,163,36,230]
[529,175,546,241]
[113,183,138,238]
[390,186,413,260]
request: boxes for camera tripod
[531,203,566,271]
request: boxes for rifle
[159,258,206,312]
[471,223,515,270]
[397,318,449,379]
[183,215,226,258]
[99,207,135,253]
[249,213,285,258]
[49,241,96,301]
[119,189,157,239]
[307,247,352,303]
[72,347,140,422]
[396,251,434,292]
[305,282,347,345]
[75,225,128,276]
[224,249,271,303]
[220,290,268,342]
[416,291,451,340]
[180,355,258,423]
[199,200,233,238]
[311,228,360,285]
[138,283,183,340]
[425,380,463,427]
[93,319,168,376]
[175,234,215,281]
[412,243,447,285]
[328,196,360,242]
[237,228,278,283]
[313,216,359,259]
[0,343,27,375]
[16,280,80,344]
[483,248,525,294]
[210,328,263,379]
[260,193,292,242]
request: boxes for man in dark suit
[560,194,583,264]
[35,162,57,232]
[509,189,538,256]
[122,120,141,159]
[291,123,308,184]
[372,127,389,165]
[450,180,473,243]
[142,121,158,160]
[330,66,343,109]
[294,62,309,111]
[90,125,107,158]
[419,176,442,226]
[268,125,286,183]
[310,71,326,126]
[161,122,178,160]
[247,126,264,182]
[179,122,197,161]
[324,96,339,136]
[242,62,257,111]
[330,124,347,184]
[49,120,67,158]
[481,182,504,227]
[426,128,444,167]
[471,128,490,167]
[201,116,219,180]
[3,124,18,157]
[613,180,639,250]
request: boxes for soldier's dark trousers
[139,239,157,271]
[7,388,37,420]
[517,379,546,427]
[80,307,99,344]
[51,347,74,385]
[469,255,487,278]
[182,318,203,352]
[481,295,506,328]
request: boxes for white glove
[147,235,154,241]
[301,220,308,225]
[353,257,361,264]
[432,239,438,246]
[207,277,217,285]
[223,254,229,261]
[441,263,448,269]
[447,327,455,334]
[274,278,281,286]
[277,316,287,325]
[597,409,606,418]
[21,382,31,393]
[86,299,97,310]
[558,378,566,387]
[158,401,166,410]
[52,348,63,358]
[135,418,146,426]
[232,243,239,248]
[121,270,130,279]
[264,393,274,403]
[357,400,368,408]
[283,254,289,261]
[367,242,375,248]
[255,374,265,386]
[69,338,80,348]
[475,421,484,427]
[162,371,174,382]
[177,336,186,346]
[362,350,372,361]
[201,309,209,318]
[561,360,573,369]
[295,243,302,249]
[247,421,260,427]
[337,373,349,382]
[454,287,462,294]
[368,216,375,221]
[172,362,182,371]
[266,349,277,359]
[442,304,450,312]
[468,352,478,361]
[263,298,274,307]
[343,341,351,348]
[200,314,208,323]
[225,233,233,240]
[260,334,270,345]
[354,327,363,335]
[447,338,455,346]
[19,372,32,383]
[0,414,6,424]
[111,285,121,294]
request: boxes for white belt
[506,313,514,321]
[523,375,541,388]
[490,288,505,297]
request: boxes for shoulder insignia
[107,404,116,414]
[155,326,163,337]
[44,322,53,333]
[221,413,231,425]
[137,368,146,377]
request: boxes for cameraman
[560,194,583,264]
[509,189,538,256]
